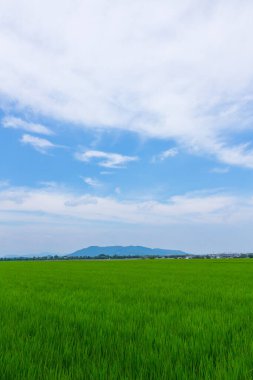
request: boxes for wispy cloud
[152,148,178,163]
[39,181,60,188]
[75,150,138,168]
[2,117,53,135]
[2,183,253,255]
[20,134,56,153]
[0,180,10,188]
[211,167,230,174]
[0,184,249,226]
[100,171,113,175]
[1,2,253,167]
[214,143,253,169]
[82,177,101,188]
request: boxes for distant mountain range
[68,246,188,257]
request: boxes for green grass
[0,259,253,379]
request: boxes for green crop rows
[0,259,253,379]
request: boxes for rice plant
[0,259,253,379]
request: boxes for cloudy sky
[1,0,253,255]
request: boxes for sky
[1,0,253,255]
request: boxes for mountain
[68,246,188,257]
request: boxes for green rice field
[1,259,253,379]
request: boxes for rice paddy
[0,259,253,379]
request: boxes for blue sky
[1,0,253,255]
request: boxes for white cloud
[2,116,53,135]
[152,148,178,162]
[39,181,60,188]
[214,143,253,169]
[100,171,113,175]
[2,184,253,255]
[0,180,10,188]
[20,134,56,153]
[211,167,229,174]
[82,177,101,188]
[0,184,251,226]
[0,1,253,167]
[75,150,138,168]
